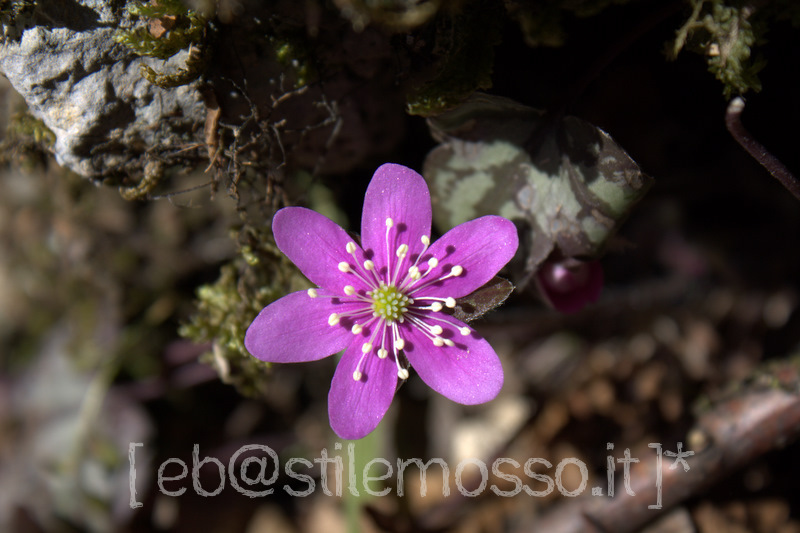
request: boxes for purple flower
[245,164,519,440]
[534,258,603,314]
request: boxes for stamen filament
[414,296,456,309]
[340,243,383,288]
[345,243,382,287]
[414,311,472,337]
[340,263,379,291]
[392,243,409,285]
[405,314,444,339]
[326,306,374,327]
[399,235,432,289]
[377,323,388,358]
[402,256,441,290]
[352,313,382,336]
[410,264,463,293]
[337,227,470,384]
[391,322,400,350]
[361,317,383,356]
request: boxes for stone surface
[0,0,204,179]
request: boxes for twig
[725,97,800,201]
[525,355,800,533]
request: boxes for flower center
[369,283,410,323]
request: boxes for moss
[115,0,206,60]
[406,0,503,116]
[7,111,55,146]
[507,4,567,48]
[505,0,635,48]
[0,0,35,42]
[139,43,208,88]
[119,159,164,200]
[268,34,314,89]
[670,0,766,98]
[114,0,209,88]
[0,110,55,171]
[333,0,444,32]
[179,226,311,398]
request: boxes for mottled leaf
[452,276,514,323]
[423,93,652,287]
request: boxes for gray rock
[0,0,204,179]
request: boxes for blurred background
[1,1,800,532]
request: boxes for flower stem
[725,97,800,202]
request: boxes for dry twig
[527,356,800,533]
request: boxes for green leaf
[423,93,652,287]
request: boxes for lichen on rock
[0,0,205,182]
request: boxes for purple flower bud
[535,259,603,314]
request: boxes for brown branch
[525,356,800,533]
[725,97,800,202]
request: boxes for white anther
[444,339,455,347]
[328,313,340,326]
[409,265,419,278]
[344,285,356,296]
[445,297,456,308]
[459,327,470,336]
[394,338,405,351]
[428,257,438,269]
[385,218,394,228]
[346,242,357,254]
[362,342,372,353]
[307,288,318,298]
[353,370,362,381]
[364,260,375,271]
[338,262,350,273]
[431,302,443,312]
[351,323,363,334]
[430,325,443,335]
[433,337,444,347]
[378,348,388,359]
[450,265,463,277]
[396,244,408,258]
[421,235,430,246]
[398,368,410,380]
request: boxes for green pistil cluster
[369,283,411,323]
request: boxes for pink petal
[245,291,354,362]
[360,164,432,276]
[328,342,398,440]
[401,316,503,405]
[273,207,369,292]
[420,216,518,299]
